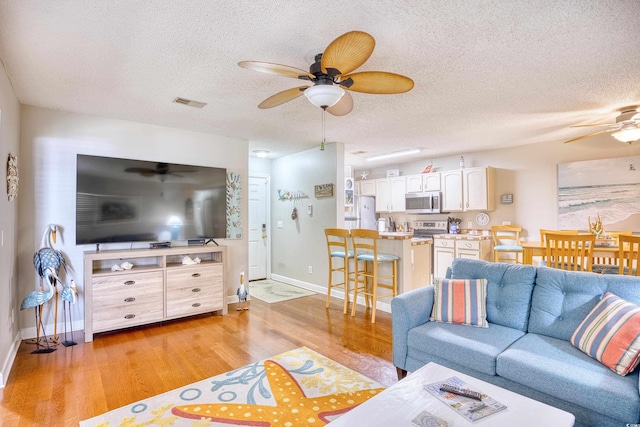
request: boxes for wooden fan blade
[258,86,309,109]
[321,31,375,76]
[343,71,414,94]
[563,129,611,143]
[570,123,616,128]
[238,61,314,80]
[327,91,353,116]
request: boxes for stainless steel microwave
[405,191,442,214]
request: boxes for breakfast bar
[377,232,433,295]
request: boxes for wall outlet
[467,221,473,229]
[308,265,313,274]
[502,221,511,225]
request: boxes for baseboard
[269,274,391,314]
[20,319,84,341]
[0,331,22,388]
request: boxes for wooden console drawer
[165,265,223,318]
[92,271,164,332]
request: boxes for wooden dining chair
[617,234,640,276]
[324,228,354,314]
[545,233,595,272]
[350,229,398,323]
[539,229,578,245]
[491,225,523,263]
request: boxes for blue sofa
[391,258,640,427]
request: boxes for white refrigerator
[345,195,377,230]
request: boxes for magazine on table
[424,376,507,422]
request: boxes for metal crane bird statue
[33,224,68,344]
[60,279,78,347]
[236,271,249,311]
[20,267,61,354]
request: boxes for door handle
[262,223,267,239]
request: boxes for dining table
[521,241,621,265]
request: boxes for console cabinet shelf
[84,245,227,342]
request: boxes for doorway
[248,175,270,281]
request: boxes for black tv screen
[76,154,227,245]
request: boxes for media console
[83,245,227,342]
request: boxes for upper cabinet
[464,167,495,211]
[359,180,376,196]
[375,177,406,212]
[441,170,464,211]
[406,172,441,193]
[441,167,495,212]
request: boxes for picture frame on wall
[314,183,333,198]
[345,177,354,207]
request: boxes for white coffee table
[327,362,575,426]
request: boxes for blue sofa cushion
[406,321,525,376]
[450,258,536,331]
[529,267,640,341]
[497,333,640,423]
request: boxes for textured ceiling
[0,0,639,167]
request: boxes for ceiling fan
[564,106,640,144]
[238,31,414,116]
[125,163,196,177]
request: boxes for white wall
[356,135,637,240]
[270,143,343,288]
[17,106,249,339]
[0,58,22,387]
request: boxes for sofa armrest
[391,285,434,371]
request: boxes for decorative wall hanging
[558,155,640,232]
[314,183,333,198]
[277,189,309,201]
[6,152,19,201]
[226,172,243,239]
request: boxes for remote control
[439,384,483,401]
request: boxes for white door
[249,176,269,281]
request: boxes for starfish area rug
[248,279,316,303]
[80,346,385,427]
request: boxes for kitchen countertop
[378,232,433,246]
[434,233,493,240]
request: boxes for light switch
[277,221,283,228]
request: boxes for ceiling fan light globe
[612,126,640,143]
[304,85,345,108]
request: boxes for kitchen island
[377,232,433,294]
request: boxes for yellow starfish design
[171,360,384,426]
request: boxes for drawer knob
[192,303,201,308]
[124,297,136,303]
[124,280,136,286]
[124,314,136,320]
[191,273,201,278]
[192,288,201,293]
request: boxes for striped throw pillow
[430,278,488,328]
[570,292,640,376]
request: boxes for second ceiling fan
[238,31,414,116]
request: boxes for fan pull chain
[321,107,326,151]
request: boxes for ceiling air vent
[173,97,207,109]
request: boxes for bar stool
[350,229,398,323]
[324,228,354,314]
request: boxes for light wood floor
[0,293,394,426]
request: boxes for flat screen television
[76,154,227,245]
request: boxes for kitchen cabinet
[359,180,375,196]
[375,177,406,212]
[406,173,441,193]
[440,167,495,212]
[441,170,463,211]
[433,236,493,278]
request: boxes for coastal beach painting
[558,155,640,232]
